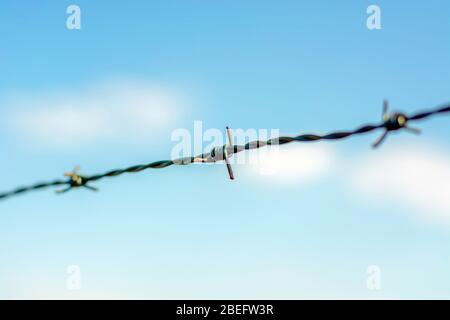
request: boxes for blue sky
[0,1,449,299]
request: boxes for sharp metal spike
[382,99,389,122]
[372,130,388,148]
[404,126,421,134]
[225,127,235,180]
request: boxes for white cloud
[351,144,450,225]
[245,144,335,185]
[4,79,184,148]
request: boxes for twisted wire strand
[0,104,448,201]
[0,180,67,200]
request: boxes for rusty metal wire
[0,101,449,201]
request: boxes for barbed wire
[0,100,449,201]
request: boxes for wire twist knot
[372,100,421,148]
[383,112,408,131]
[56,166,98,194]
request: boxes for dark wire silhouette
[0,101,449,201]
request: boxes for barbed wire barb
[0,101,448,201]
[224,126,235,180]
[372,99,422,148]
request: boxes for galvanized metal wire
[0,102,449,201]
